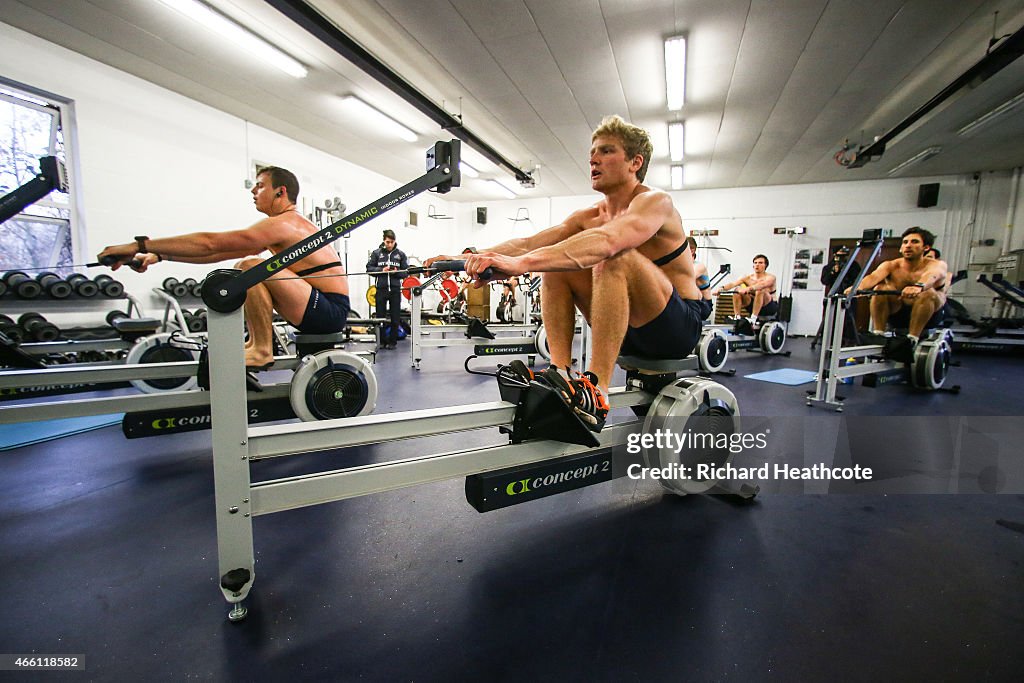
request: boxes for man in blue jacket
[366,229,408,349]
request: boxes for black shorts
[698,298,714,321]
[759,300,779,317]
[620,291,703,359]
[298,290,350,334]
[887,304,944,331]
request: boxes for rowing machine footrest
[509,381,599,448]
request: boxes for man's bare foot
[244,349,274,370]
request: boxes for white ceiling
[4,0,1024,202]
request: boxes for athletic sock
[907,334,919,344]
[871,329,886,336]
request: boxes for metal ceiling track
[848,24,1024,168]
[265,0,534,185]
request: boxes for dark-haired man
[851,226,947,344]
[366,229,408,349]
[714,254,778,323]
[98,166,349,368]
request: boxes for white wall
[0,22,459,322]
[457,177,959,334]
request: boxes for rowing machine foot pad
[509,381,599,448]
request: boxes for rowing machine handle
[98,254,148,272]
[422,260,497,280]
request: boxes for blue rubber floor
[0,336,1022,680]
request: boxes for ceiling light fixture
[670,165,684,190]
[459,162,479,178]
[957,91,1024,137]
[886,146,942,177]
[664,36,687,111]
[155,0,307,78]
[338,96,419,142]
[668,122,685,162]
[488,179,518,199]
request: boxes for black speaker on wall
[917,183,940,208]
[476,207,487,224]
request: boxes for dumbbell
[18,312,60,342]
[162,277,190,298]
[183,278,200,297]
[93,274,125,298]
[66,273,100,297]
[183,309,205,333]
[3,271,43,299]
[0,314,25,344]
[79,350,109,363]
[36,272,73,299]
[105,310,130,328]
[0,278,6,297]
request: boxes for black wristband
[134,235,150,253]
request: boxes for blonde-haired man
[428,115,702,431]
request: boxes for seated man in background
[851,226,947,350]
[687,236,714,320]
[98,166,349,369]
[713,254,778,323]
[428,115,703,432]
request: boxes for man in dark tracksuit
[366,229,408,349]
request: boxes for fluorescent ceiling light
[156,0,307,78]
[461,146,502,174]
[664,36,687,111]
[683,164,705,186]
[957,91,1024,138]
[459,162,479,178]
[338,96,419,142]
[668,122,685,162]
[488,179,518,199]
[886,146,942,177]
[670,165,684,190]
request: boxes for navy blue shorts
[698,298,714,321]
[620,291,704,359]
[298,290,350,334]
[887,303,944,331]
[759,300,779,317]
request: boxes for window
[0,80,81,275]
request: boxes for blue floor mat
[743,368,817,385]
[0,414,124,451]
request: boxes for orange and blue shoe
[540,367,610,432]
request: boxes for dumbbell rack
[1,288,147,357]
[152,288,205,338]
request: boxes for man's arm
[852,261,892,292]
[916,260,948,291]
[515,192,673,273]
[716,274,750,292]
[98,217,279,267]
[482,208,592,257]
[747,273,777,292]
